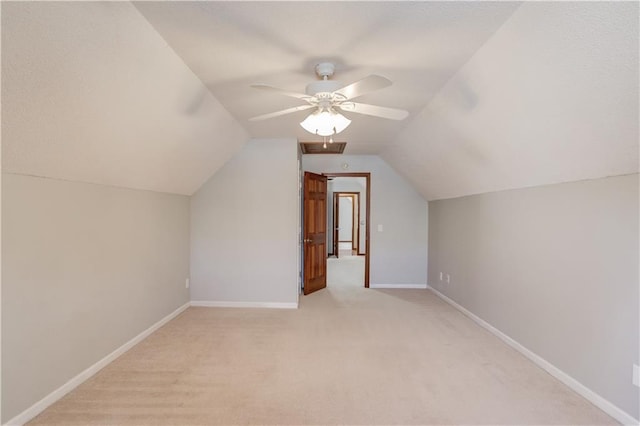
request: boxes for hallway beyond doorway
[327,252,364,288]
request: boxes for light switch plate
[377,224,383,232]
[633,364,639,387]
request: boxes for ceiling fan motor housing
[305,80,342,96]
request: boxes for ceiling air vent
[300,142,346,155]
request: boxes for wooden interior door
[303,172,327,295]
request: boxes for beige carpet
[29,260,615,425]
[327,253,364,288]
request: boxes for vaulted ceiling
[385,2,639,199]
[132,1,521,154]
[2,2,638,199]
[2,1,248,195]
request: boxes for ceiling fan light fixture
[300,109,351,136]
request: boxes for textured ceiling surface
[133,1,522,155]
[382,1,639,200]
[2,2,248,195]
[3,2,637,199]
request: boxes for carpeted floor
[29,256,615,425]
[327,253,364,288]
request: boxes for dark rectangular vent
[300,142,346,154]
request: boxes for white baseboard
[370,283,428,289]
[4,302,190,426]
[190,300,298,309]
[428,287,639,426]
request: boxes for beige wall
[428,174,639,420]
[190,138,299,305]
[1,174,190,422]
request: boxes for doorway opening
[333,192,360,257]
[325,173,370,288]
[301,172,370,295]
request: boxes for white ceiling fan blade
[339,102,409,120]
[334,75,392,100]
[249,104,315,121]
[250,84,310,100]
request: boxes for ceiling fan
[249,62,409,136]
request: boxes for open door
[303,172,327,295]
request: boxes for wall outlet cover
[633,364,639,387]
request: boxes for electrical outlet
[633,364,639,387]
[446,274,450,284]
[185,278,190,289]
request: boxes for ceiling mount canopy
[249,62,409,136]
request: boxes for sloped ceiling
[132,1,522,154]
[382,2,639,200]
[2,2,637,200]
[2,2,248,195]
